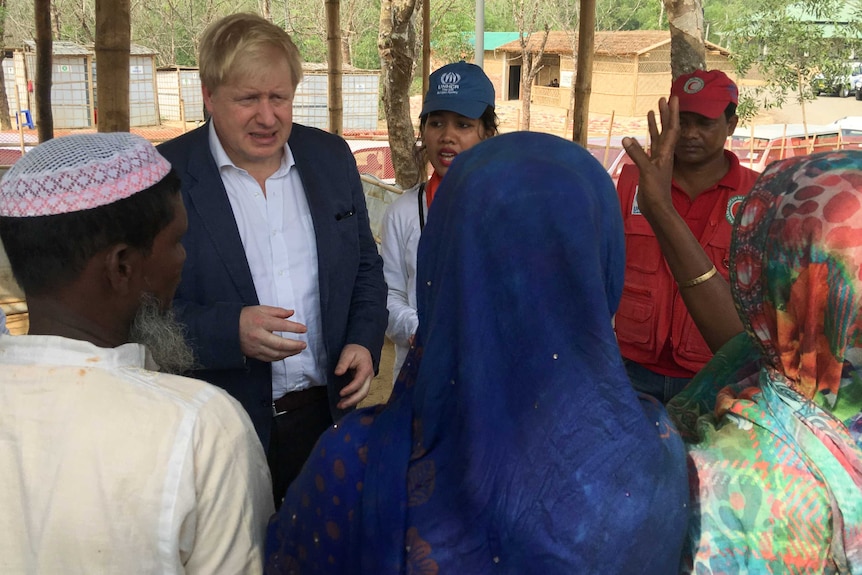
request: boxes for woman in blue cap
[264,131,689,574]
[380,61,498,381]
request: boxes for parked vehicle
[813,62,862,98]
[585,136,632,184]
[728,124,862,173]
[830,116,862,137]
[350,141,396,184]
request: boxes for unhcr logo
[437,71,461,94]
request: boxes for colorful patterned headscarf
[733,150,862,407]
[669,150,862,573]
[265,131,690,574]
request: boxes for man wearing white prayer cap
[0,133,273,574]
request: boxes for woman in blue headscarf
[265,131,689,574]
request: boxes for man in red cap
[615,69,759,402]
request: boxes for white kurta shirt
[0,335,274,574]
[209,124,328,398]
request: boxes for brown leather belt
[272,386,328,417]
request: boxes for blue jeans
[624,360,690,404]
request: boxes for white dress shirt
[209,123,328,398]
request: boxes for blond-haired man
[158,13,387,506]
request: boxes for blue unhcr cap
[420,61,495,120]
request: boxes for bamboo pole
[150,55,160,126]
[325,0,343,135]
[360,174,403,194]
[13,84,24,154]
[603,110,615,168]
[572,0,596,145]
[748,123,754,170]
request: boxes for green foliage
[723,0,862,112]
[735,93,761,124]
[431,5,476,62]
[292,33,327,65]
[596,0,665,31]
[485,0,516,31]
[345,0,382,69]
[352,33,381,70]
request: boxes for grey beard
[129,293,196,375]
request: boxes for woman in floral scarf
[668,150,862,573]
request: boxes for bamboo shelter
[494,31,733,117]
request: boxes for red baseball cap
[670,69,739,119]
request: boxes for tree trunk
[664,0,705,79]
[341,36,352,66]
[422,0,429,99]
[341,4,354,65]
[95,0,130,131]
[326,0,343,135]
[518,26,549,131]
[34,0,53,142]
[572,0,596,145]
[260,0,272,22]
[76,0,94,42]
[50,0,60,40]
[0,0,12,130]
[379,0,419,188]
[520,52,532,130]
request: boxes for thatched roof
[496,30,730,57]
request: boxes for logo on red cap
[683,77,705,94]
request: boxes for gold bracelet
[678,266,718,289]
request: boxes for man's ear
[202,84,215,115]
[727,114,739,134]
[104,244,137,296]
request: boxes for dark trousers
[268,388,333,509]
[623,359,691,404]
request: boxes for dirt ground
[360,338,397,408]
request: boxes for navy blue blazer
[157,123,387,447]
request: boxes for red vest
[614,153,759,376]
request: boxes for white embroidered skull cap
[0,132,171,217]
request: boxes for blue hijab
[265,132,688,574]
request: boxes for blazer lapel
[184,129,259,305]
[290,128,332,316]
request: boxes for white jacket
[380,183,423,381]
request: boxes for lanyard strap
[417,182,426,231]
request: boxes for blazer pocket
[335,206,356,221]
